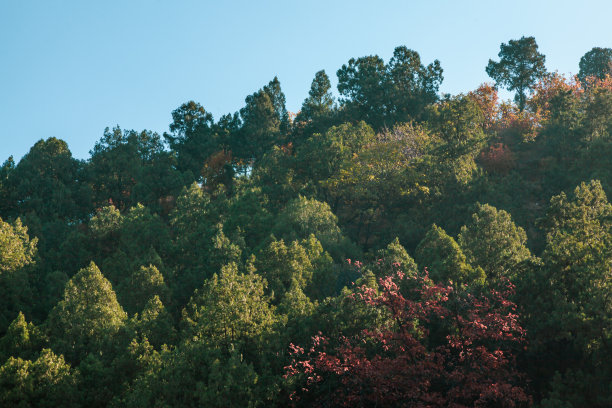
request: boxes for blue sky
[1,0,611,161]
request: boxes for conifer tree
[458,203,532,281]
[47,262,127,362]
[415,224,485,286]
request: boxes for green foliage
[578,47,612,84]
[540,180,612,343]
[486,36,547,111]
[117,265,171,316]
[458,203,532,281]
[277,281,316,319]
[168,183,244,305]
[78,353,117,408]
[540,369,612,408]
[123,342,262,408]
[88,127,185,211]
[0,349,79,408]
[90,203,170,286]
[165,100,217,177]
[272,196,357,261]
[234,77,288,162]
[295,121,376,200]
[0,217,37,275]
[2,138,91,223]
[182,263,275,352]
[415,224,485,286]
[90,205,123,237]
[47,262,127,362]
[4,40,612,406]
[427,95,488,185]
[337,45,443,128]
[0,312,46,363]
[295,70,335,134]
[0,217,37,331]
[372,237,418,278]
[130,296,176,349]
[256,236,333,302]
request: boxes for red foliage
[201,150,233,191]
[285,271,531,407]
[479,143,516,174]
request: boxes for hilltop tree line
[0,38,612,407]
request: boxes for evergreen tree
[181,262,275,354]
[295,70,335,133]
[0,312,46,363]
[415,224,485,286]
[47,262,127,362]
[578,47,612,84]
[165,100,217,177]
[458,203,532,281]
[0,217,37,331]
[486,36,547,111]
[117,265,171,316]
[0,349,79,408]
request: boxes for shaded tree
[578,47,612,84]
[165,101,217,177]
[337,46,443,128]
[0,312,46,363]
[234,77,289,162]
[117,265,171,316]
[486,36,547,111]
[295,70,335,129]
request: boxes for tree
[181,263,275,354]
[286,270,530,407]
[295,121,375,207]
[122,341,262,408]
[415,224,485,286]
[337,46,443,128]
[578,47,612,84]
[458,203,532,281]
[130,295,176,348]
[0,217,37,275]
[46,262,127,362]
[88,127,184,211]
[234,77,289,162]
[295,70,335,127]
[2,138,90,223]
[89,203,170,287]
[0,217,37,331]
[165,100,217,177]
[117,265,171,316]
[539,180,612,352]
[0,349,79,408]
[386,45,443,123]
[168,183,243,305]
[256,238,316,302]
[337,54,387,128]
[486,36,547,111]
[0,312,46,363]
[272,196,357,261]
[520,180,612,406]
[371,237,418,278]
[426,94,487,187]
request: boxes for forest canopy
[1,39,612,407]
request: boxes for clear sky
[1,0,611,161]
